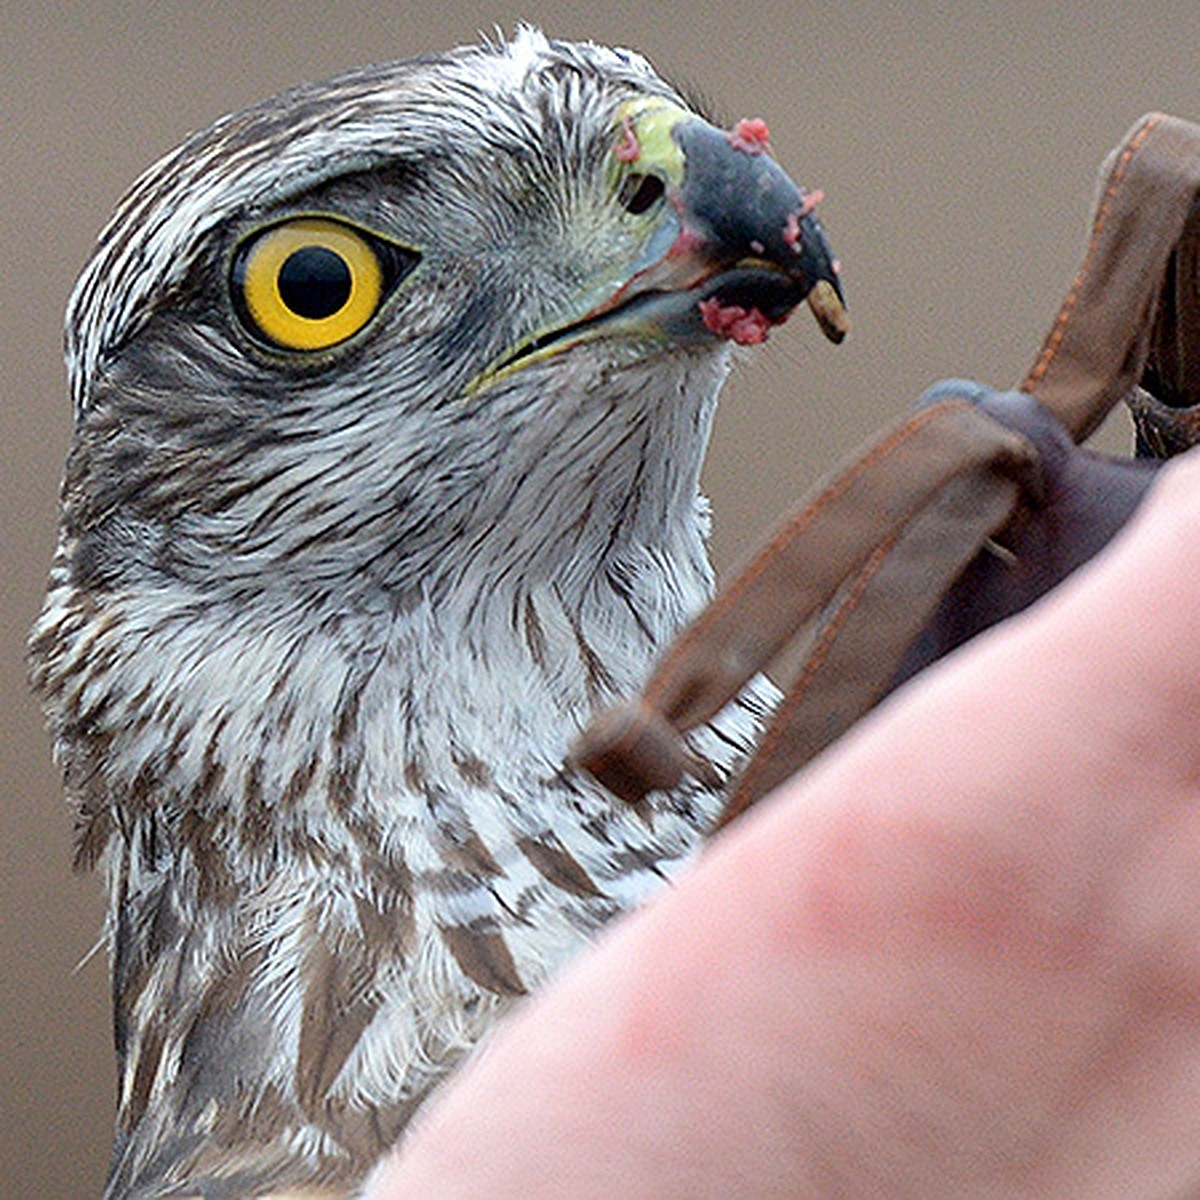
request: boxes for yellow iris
[234,218,385,351]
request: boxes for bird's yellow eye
[231,218,402,351]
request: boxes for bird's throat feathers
[32,347,726,866]
[27,335,739,1196]
[27,27,816,1193]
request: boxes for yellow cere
[236,218,384,351]
[466,100,695,396]
[609,98,690,192]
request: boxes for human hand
[368,451,1200,1198]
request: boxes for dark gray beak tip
[675,117,847,341]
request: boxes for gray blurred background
[5,2,1199,1194]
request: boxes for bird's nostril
[618,172,666,215]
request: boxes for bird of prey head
[30,27,844,1198]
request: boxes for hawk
[30,28,845,1199]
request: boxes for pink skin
[614,115,641,163]
[367,450,1200,1198]
[666,224,707,260]
[782,191,825,253]
[728,116,772,154]
[782,210,803,251]
[606,219,786,346]
[798,188,825,218]
[697,296,779,344]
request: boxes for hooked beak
[629,112,847,346]
[474,104,847,390]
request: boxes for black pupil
[277,246,352,319]
[618,173,665,215]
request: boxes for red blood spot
[798,187,825,218]
[782,190,826,252]
[728,117,772,154]
[698,297,777,345]
[667,225,707,259]
[615,116,641,162]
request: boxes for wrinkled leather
[896,383,1158,684]
[574,113,1200,827]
